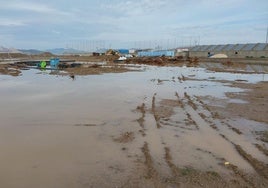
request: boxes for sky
[0,0,267,50]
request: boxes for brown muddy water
[0,63,267,188]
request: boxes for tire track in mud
[136,103,146,136]
[184,92,197,111]
[135,95,170,187]
[195,147,263,188]
[254,144,268,157]
[141,142,165,187]
[234,144,268,179]
[164,147,181,187]
[143,92,224,186]
[152,93,161,128]
[176,93,268,185]
[163,147,241,188]
[134,90,267,187]
[194,95,243,135]
[193,98,268,179]
[175,92,184,108]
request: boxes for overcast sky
[0,0,267,50]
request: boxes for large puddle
[0,63,267,187]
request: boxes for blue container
[138,50,175,57]
[50,58,60,68]
[118,49,129,54]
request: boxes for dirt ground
[223,81,268,123]
[125,86,268,188]
[0,55,268,187]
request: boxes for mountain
[0,46,87,55]
[0,46,22,53]
[46,48,87,55]
[19,49,45,55]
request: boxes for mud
[255,144,268,156]
[0,59,267,187]
[0,63,26,76]
[114,132,135,143]
[213,81,268,123]
[234,144,268,178]
[63,64,134,75]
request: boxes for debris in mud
[114,132,135,143]
[69,74,75,80]
[157,79,170,84]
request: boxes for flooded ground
[0,61,267,188]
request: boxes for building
[189,43,268,58]
[137,50,175,57]
[175,48,189,57]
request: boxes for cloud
[4,2,54,13]
[0,1,67,15]
[0,0,267,49]
[51,30,61,35]
[101,0,174,17]
[0,18,26,26]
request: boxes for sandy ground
[0,56,267,187]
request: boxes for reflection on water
[2,65,267,126]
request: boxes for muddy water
[0,64,267,187]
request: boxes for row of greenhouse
[188,43,268,58]
[135,43,268,58]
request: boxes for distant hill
[19,49,45,55]
[0,46,22,53]
[46,48,87,55]
[1,46,88,55]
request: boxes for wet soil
[0,63,28,76]
[0,58,267,187]
[224,81,268,123]
[63,64,135,75]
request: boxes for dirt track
[123,89,268,187]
